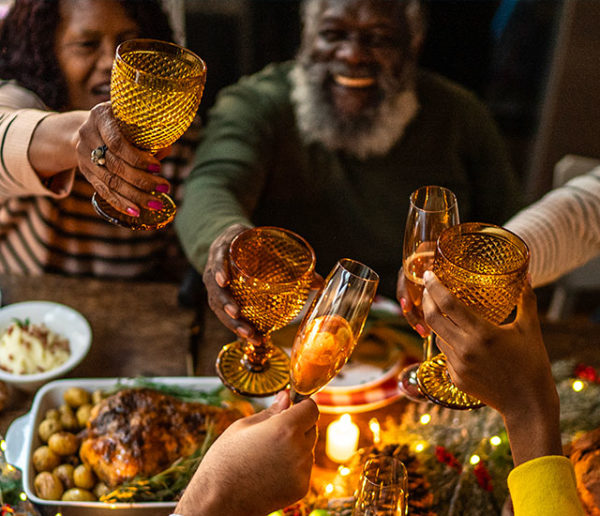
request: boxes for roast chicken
[79,388,242,487]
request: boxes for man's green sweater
[176,62,522,298]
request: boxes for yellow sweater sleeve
[507,455,584,515]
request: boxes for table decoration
[325,415,360,463]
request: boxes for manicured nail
[423,270,433,282]
[147,200,163,210]
[126,206,140,217]
[415,324,427,338]
[155,183,169,193]
[238,327,251,338]
[400,298,407,312]
[147,163,161,174]
[224,304,237,318]
[216,271,226,287]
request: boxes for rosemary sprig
[100,422,217,503]
[10,317,30,328]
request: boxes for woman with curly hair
[0,0,197,278]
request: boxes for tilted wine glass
[92,38,206,230]
[289,258,379,403]
[416,222,530,410]
[397,186,459,402]
[216,226,316,397]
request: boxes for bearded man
[176,0,522,343]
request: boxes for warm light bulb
[420,413,431,425]
[572,380,585,392]
[470,454,481,465]
[490,436,502,446]
[369,417,381,444]
[325,483,334,495]
[415,442,426,453]
[0,440,6,452]
[19,492,27,501]
[339,466,351,476]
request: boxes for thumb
[515,280,538,327]
[248,390,290,424]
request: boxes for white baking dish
[5,376,248,515]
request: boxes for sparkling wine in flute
[403,249,435,325]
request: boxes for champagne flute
[289,258,379,403]
[397,186,459,402]
[216,226,316,397]
[417,222,530,409]
[353,456,408,516]
[92,38,206,230]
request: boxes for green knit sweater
[176,62,522,297]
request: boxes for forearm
[28,111,87,178]
[502,392,562,466]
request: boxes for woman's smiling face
[54,0,141,110]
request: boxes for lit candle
[326,414,359,463]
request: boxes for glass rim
[336,258,379,284]
[409,185,458,214]
[437,222,530,277]
[229,226,316,286]
[115,38,206,81]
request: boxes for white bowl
[0,301,92,391]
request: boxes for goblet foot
[216,340,290,397]
[397,363,429,403]
[416,354,485,410]
[92,192,176,230]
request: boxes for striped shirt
[0,81,197,279]
[505,166,600,287]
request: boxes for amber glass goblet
[398,186,459,402]
[289,259,379,403]
[216,227,316,397]
[416,222,530,409]
[354,456,408,516]
[92,38,206,230]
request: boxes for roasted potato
[58,404,79,431]
[93,482,111,499]
[91,389,104,405]
[62,488,96,502]
[48,431,79,456]
[34,471,64,500]
[63,387,91,408]
[38,418,62,443]
[32,446,61,473]
[53,464,75,489]
[45,408,60,420]
[76,403,92,427]
[73,464,96,490]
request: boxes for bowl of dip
[0,301,91,391]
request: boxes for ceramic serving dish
[5,376,237,516]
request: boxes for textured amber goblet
[216,227,316,397]
[417,222,530,409]
[92,38,206,230]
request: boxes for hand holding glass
[216,226,316,397]
[417,222,530,409]
[92,38,206,230]
[398,185,459,402]
[290,258,379,403]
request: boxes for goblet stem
[423,333,434,361]
[241,335,273,372]
[289,386,308,405]
[398,334,434,402]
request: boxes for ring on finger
[90,144,108,166]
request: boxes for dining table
[1,272,600,515]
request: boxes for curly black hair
[0,0,174,111]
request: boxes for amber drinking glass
[92,39,206,230]
[289,259,379,403]
[216,227,316,397]
[353,456,408,516]
[397,186,459,402]
[417,222,530,409]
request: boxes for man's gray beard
[290,63,420,160]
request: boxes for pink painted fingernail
[415,324,427,338]
[126,207,140,217]
[148,163,161,174]
[215,271,226,287]
[155,183,169,193]
[147,200,163,210]
[400,298,407,312]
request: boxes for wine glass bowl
[92,38,206,230]
[289,258,379,401]
[353,455,408,515]
[398,186,459,402]
[216,226,316,397]
[417,222,530,409]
